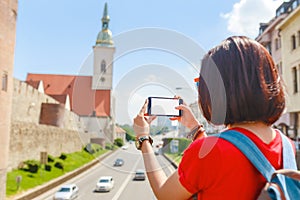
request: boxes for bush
[105,143,114,150]
[23,160,40,173]
[48,155,55,163]
[45,164,52,171]
[54,161,64,170]
[84,143,103,154]
[59,153,67,160]
[28,165,39,173]
[114,138,124,147]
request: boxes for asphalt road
[33,142,175,200]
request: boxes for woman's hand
[133,99,156,137]
[173,103,201,130]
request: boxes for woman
[133,36,288,199]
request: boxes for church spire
[102,2,109,30]
[96,2,114,47]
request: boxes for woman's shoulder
[185,133,238,159]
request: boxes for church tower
[92,3,115,90]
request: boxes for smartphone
[147,97,183,117]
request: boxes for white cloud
[221,0,284,38]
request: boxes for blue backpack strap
[215,130,275,182]
[278,131,297,169]
[216,130,300,200]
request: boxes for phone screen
[147,97,182,117]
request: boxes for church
[25,3,121,144]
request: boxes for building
[277,1,300,139]
[256,0,300,139]
[256,1,289,133]
[0,0,18,198]
[25,3,118,144]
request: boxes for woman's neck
[228,121,276,144]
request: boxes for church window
[101,60,106,73]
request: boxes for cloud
[221,0,283,38]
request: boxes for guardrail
[162,153,178,169]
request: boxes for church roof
[49,94,68,105]
[26,80,41,89]
[26,73,111,117]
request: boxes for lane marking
[111,156,141,200]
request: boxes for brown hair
[198,36,285,126]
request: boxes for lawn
[6,144,108,197]
[165,153,183,165]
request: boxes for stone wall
[8,79,91,170]
[11,79,58,124]
[8,122,87,171]
[12,79,88,132]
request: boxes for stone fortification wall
[11,79,58,124]
[11,79,86,132]
[8,79,90,170]
[8,122,86,171]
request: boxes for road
[33,142,175,200]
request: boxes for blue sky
[14,0,284,124]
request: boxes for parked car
[114,158,124,166]
[134,169,146,180]
[53,184,79,200]
[95,176,114,192]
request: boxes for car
[95,176,114,192]
[134,169,146,180]
[154,149,160,155]
[121,145,129,150]
[114,158,124,166]
[53,184,79,200]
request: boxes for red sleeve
[178,136,222,194]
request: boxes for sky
[14,0,284,124]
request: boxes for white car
[134,169,146,180]
[95,176,114,192]
[53,184,79,200]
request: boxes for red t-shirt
[178,127,285,200]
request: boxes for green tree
[120,124,135,141]
[114,138,124,147]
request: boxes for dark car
[114,158,124,166]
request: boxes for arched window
[101,60,106,73]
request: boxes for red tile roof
[49,94,68,105]
[26,80,41,89]
[26,73,111,117]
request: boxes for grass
[165,152,183,165]
[6,145,108,197]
